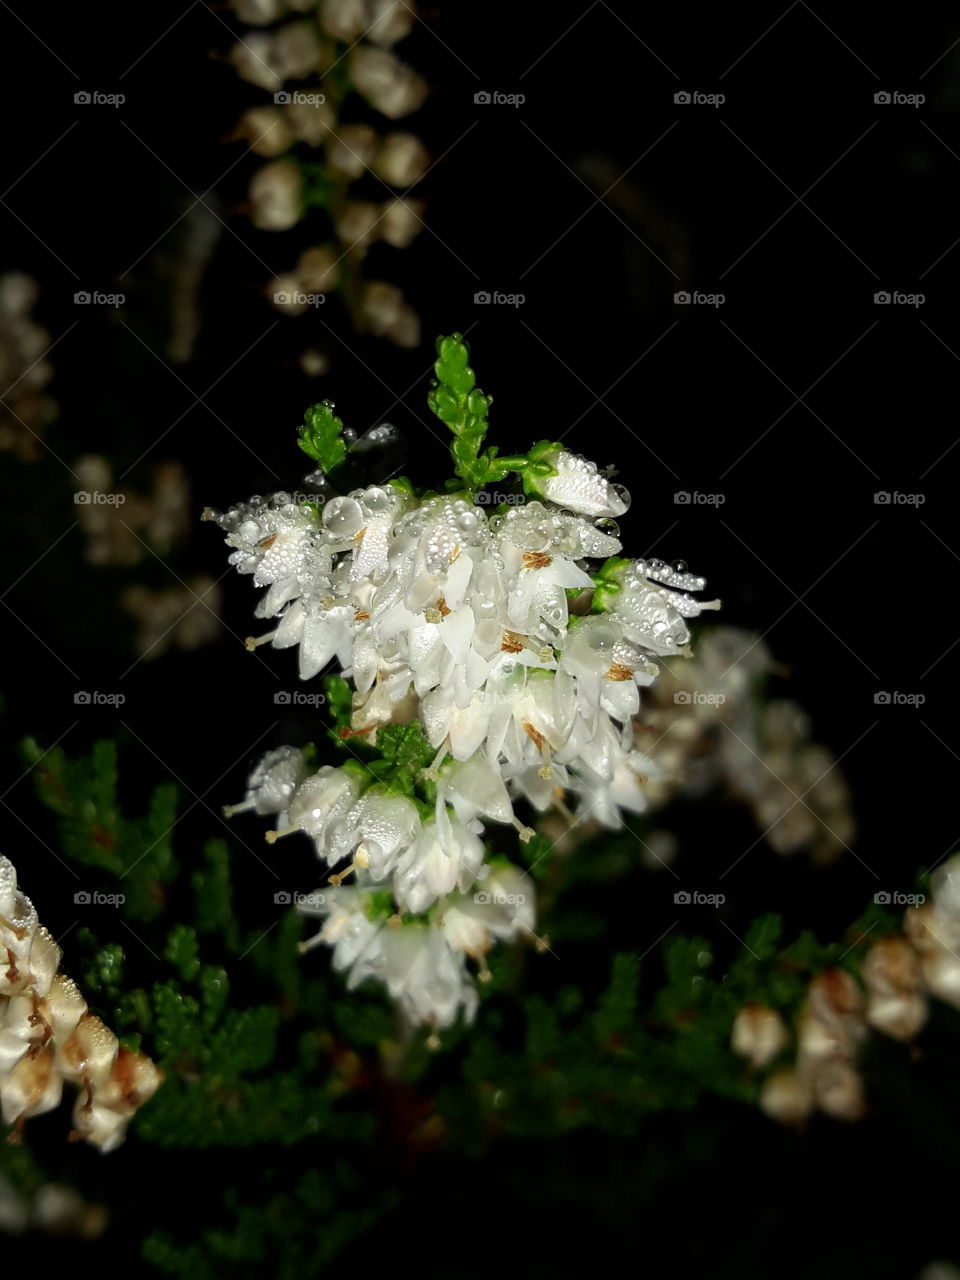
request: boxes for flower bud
[335,201,382,253]
[273,21,323,80]
[351,46,428,119]
[235,107,294,158]
[287,99,336,146]
[268,273,311,316]
[760,1068,813,1127]
[296,246,340,293]
[249,160,303,231]
[366,0,417,48]
[373,132,429,186]
[803,967,866,1058]
[229,35,283,91]
[812,1059,866,1122]
[863,936,927,1040]
[379,198,425,248]
[731,1003,789,1069]
[318,0,367,42]
[233,0,289,24]
[326,124,379,179]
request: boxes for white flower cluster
[0,856,162,1150]
[212,449,720,1034]
[735,853,960,1126]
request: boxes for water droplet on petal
[323,496,364,536]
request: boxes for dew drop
[363,486,390,514]
[588,624,617,653]
[323,496,364,536]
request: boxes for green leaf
[165,924,201,984]
[298,401,347,472]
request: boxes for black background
[0,2,958,1275]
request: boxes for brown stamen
[605,662,633,681]
[501,630,525,653]
[436,597,451,617]
[523,551,553,569]
[258,534,277,549]
[353,526,367,544]
[354,610,370,621]
[523,722,546,750]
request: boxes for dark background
[0,2,958,1275]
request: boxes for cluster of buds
[734,853,960,1125]
[228,0,427,346]
[639,627,855,863]
[71,455,221,659]
[0,274,57,462]
[0,856,162,1150]
[212,434,720,1034]
[121,577,223,660]
[73,455,191,566]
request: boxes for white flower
[393,815,485,914]
[223,746,308,819]
[440,865,536,960]
[273,766,365,860]
[530,450,629,519]
[606,558,720,657]
[341,789,421,881]
[380,925,477,1028]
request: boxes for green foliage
[428,333,532,491]
[590,555,632,611]
[297,399,347,472]
[23,735,176,920]
[322,672,354,738]
[192,839,240,951]
[2,728,945,1277]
